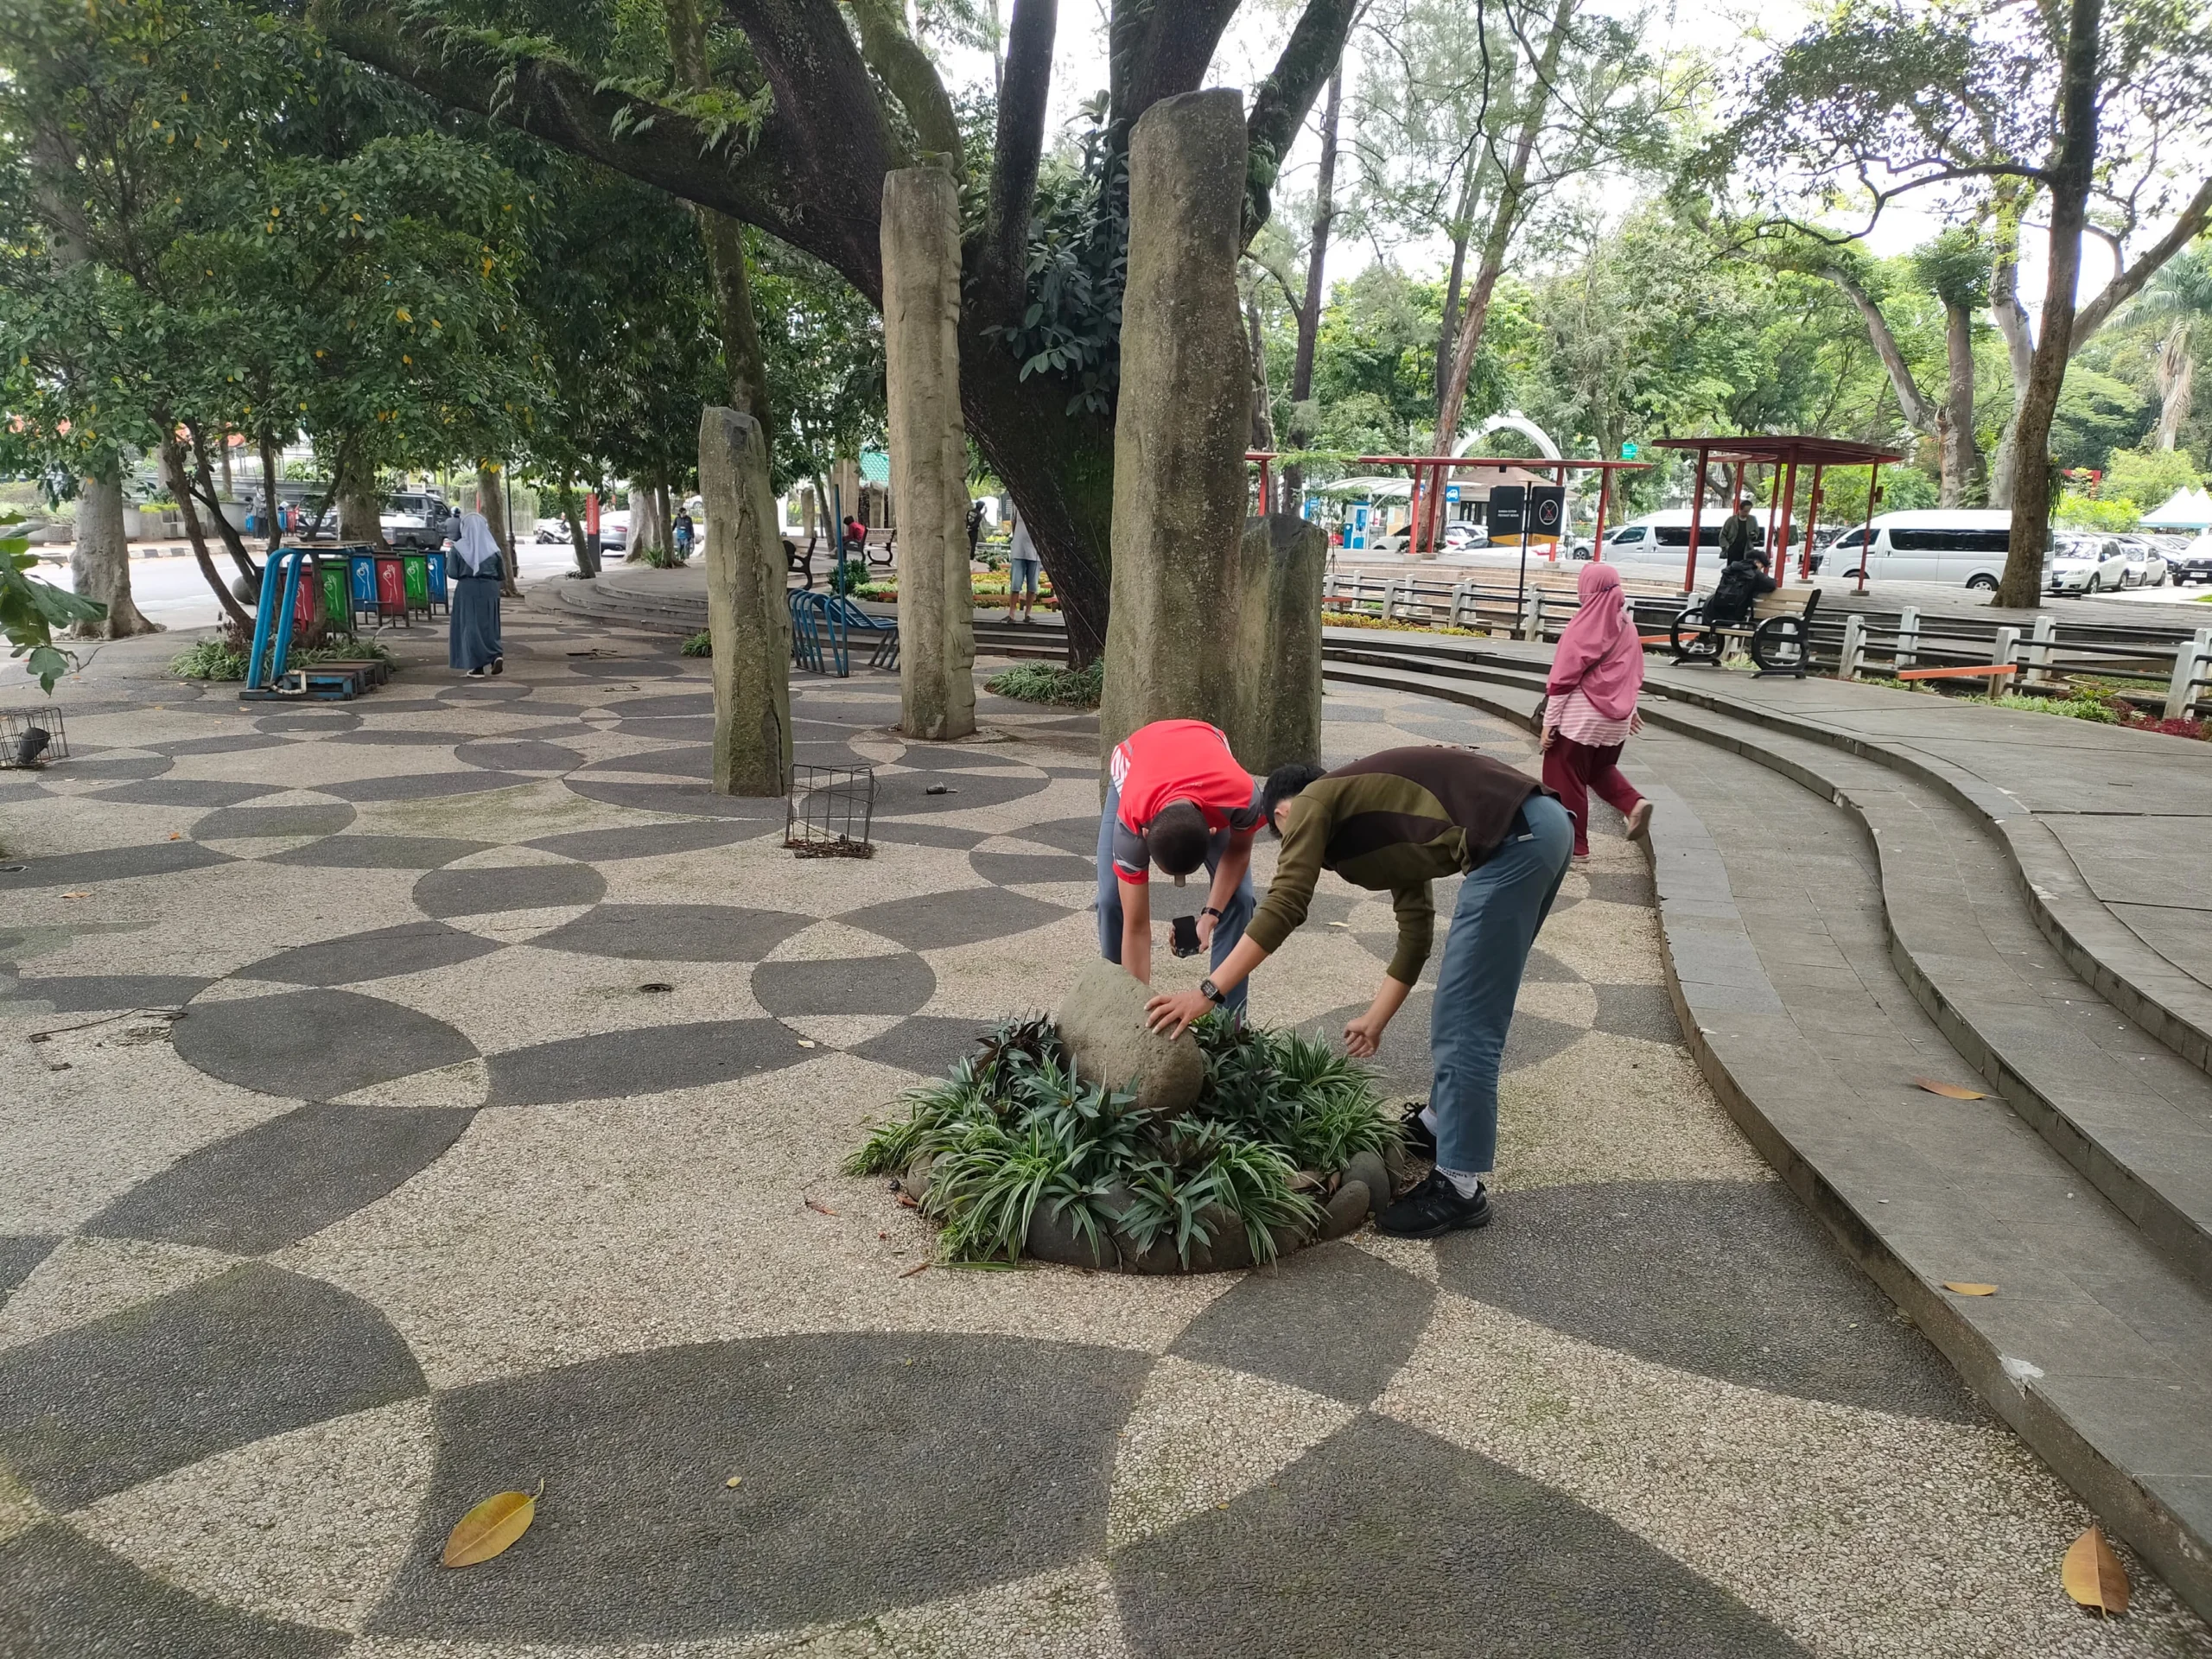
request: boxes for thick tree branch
[844,0,964,169]
[1112,0,1243,130]
[980,0,1056,321]
[1823,266,1938,434]
[1243,0,1362,243]
[2074,175,2212,345]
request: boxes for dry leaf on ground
[442,1480,542,1567]
[804,1197,837,1217]
[2063,1525,2130,1616]
[1941,1281,1998,1296]
[1916,1078,1991,1100]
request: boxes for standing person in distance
[445,509,505,677]
[673,505,696,562]
[1542,562,1653,858]
[1005,506,1043,626]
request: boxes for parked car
[2111,536,2169,588]
[380,492,457,550]
[1440,522,1487,551]
[2167,529,2212,586]
[1828,510,2012,588]
[2046,535,2131,595]
[1602,510,1765,556]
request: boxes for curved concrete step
[1321,645,2212,1618]
[1324,641,2212,1298]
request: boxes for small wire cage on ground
[0,708,68,770]
[786,764,876,858]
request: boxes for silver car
[2046,535,2131,595]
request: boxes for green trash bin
[317,559,355,637]
[400,552,431,618]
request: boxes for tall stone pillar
[1100,89,1253,765]
[1232,514,1327,773]
[699,405,792,796]
[881,167,976,741]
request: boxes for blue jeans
[1428,794,1573,1177]
[1008,556,1041,596]
[1095,781,1255,1019]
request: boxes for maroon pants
[1542,735,1643,855]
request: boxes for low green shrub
[680,630,711,657]
[984,659,1103,708]
[847,1014,1396,1268]
[171,633,394,682]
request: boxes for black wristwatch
[1199,978,1227,1006]
[1201,906,1224,920]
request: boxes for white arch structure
[1452,411,1561,461]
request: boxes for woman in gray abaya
[447,511,505,677]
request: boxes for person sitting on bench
[1705,543,1776,629]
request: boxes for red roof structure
[1648,435,1907,593]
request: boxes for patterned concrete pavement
[2,608,2209,1657]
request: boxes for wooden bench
[1670,585,1821,677]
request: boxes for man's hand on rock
[1145,988,1212,1040]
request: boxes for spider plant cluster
[848,1014,1398,1269]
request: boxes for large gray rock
[1099,88,1253,766]
[880,167,976,741]
[1231,514,1326,774]
[698,406,792,796]
[1053,957,1204,1116]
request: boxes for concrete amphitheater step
[1325,640,2212,1297]
[1320,642,2212,1619]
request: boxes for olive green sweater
[1244,747,1544,983]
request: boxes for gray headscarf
[450,511,501,575]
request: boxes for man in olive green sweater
[1146,746,1573,1237]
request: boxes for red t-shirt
[1109,720,1261,882]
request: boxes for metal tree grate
[786,763,876,858]
[0,708,68,770]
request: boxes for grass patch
[984,658,1103,708]
[847,1014,1396,1267]
[680,630,711,657]
[171,633,395,682]
[1864,675,2205,739]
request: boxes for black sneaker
[1397,1103,1437,1160]
[1376,1171,1491,1238]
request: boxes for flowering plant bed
[849,1014,1402,1273]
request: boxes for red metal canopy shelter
[1646,436,1905,595]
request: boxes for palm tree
[2124,248,2212,451]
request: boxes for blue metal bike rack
[245,548,310,693]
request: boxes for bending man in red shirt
[1096,719,1262,1018]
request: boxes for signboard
[1346,503,1370,551]
[1488,484,1526,537]
[1529,485,1565,537]
[585,493,601,537]
[1444,484,1461,503]
[1620,441,1639,460]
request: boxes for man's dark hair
[1261,763,1328,835]
[1147,801,1211,876]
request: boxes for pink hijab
[1546,562,1643,720]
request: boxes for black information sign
[1487,484,1526,537]
[1529,484,1565,535]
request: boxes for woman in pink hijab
[1541,562,1652,857]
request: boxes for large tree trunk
[334,442,386,550]
[478,464,519,596]
[557,476,600,577]
[187,423,262,588]
[1986,183,2037,511]
[70,465,156,639]
[1942,300,1985,505]
[1997,0,2104,610]
[1245,289,1276,460]
[1433,165,1479,420]
[1281,62,1343,507]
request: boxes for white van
[1601,508,1768,555]
[1828,511,2013,588]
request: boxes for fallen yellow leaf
[61,891,90,899]
[725,1475,741,1488]
[1941,1281,1998,1296]
[1916,1078,1991,1099]
[2062,1524,2129,1616]
[442,1480,540,1567]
